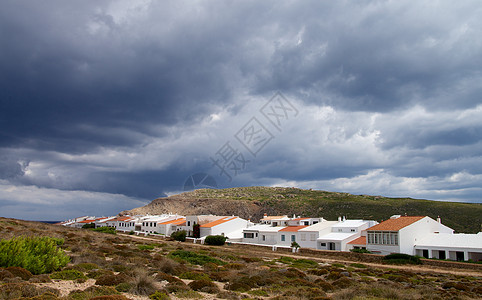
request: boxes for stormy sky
[1,1,482,220]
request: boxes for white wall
[399,217,453,255]
[200,218,249,238]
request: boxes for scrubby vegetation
[170,230,186,242]
[383,253,422,265]
[204,235,226,246]
[1,217,481,299]
[0,236,70,274]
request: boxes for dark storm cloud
[1,1,482,220]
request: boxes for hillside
[123,186,482,233]
[1,217,481,300]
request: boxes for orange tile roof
[279,226,308,232]
[78,219,95,223]
[115,216,134,222]
[201,216,237,228]
[177,222,186,226]
[292,218,310,221]
[367,216,425,231]
[159,218,186,225]
[347,236,366,245]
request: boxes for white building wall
[399,217,453,255]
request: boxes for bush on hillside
[350,248,371,254]
[170,230,186,242]
[0,236,70,274]
[204,235,226,246]
[82,223,96,229]
[383,253,421,265]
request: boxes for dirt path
[119,234,482,277]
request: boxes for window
[320,243,326,246]
[303,221,309,225]
[281,235,285,241]
[310,234,316,241]
[313,221,318,224]
[300,234,306,241]
[367,231,398,245]
[262,235,266,241]
[291,235,296,242]
[244,233,254,239]
[338,229,342,232]
[351,229,355,232]
[255,233,258,237]
[187,221,191,226]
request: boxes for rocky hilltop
[122,186,482,233]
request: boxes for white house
[287,217,324,226]
[365,215,453,255]
[141,215,178,234]
[242,224,274,244]
[297,220,338,249]
[158,217,186,236]
[182,215,227,236]
[317,220,378,251]
[260,214,290,226]
[94,217,116,228]
[258,226,287,245]
[277,226,307,247]
[199,216,250,238]
[113,216,137,232]
[414,232,482,261]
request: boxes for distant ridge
[122,186,482,233]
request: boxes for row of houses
[59,213,482,262]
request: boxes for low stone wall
[421,258,482,271]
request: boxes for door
[422,249,429,258]
[328,242,336,250]
[456,251,465,261]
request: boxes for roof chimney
[338,216,342,222]
[264,213,267,217]
[437,216,441,223]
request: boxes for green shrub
[115,282,132,293]
[350,248,371,253]
[171,231,187,242]
[71,263,99,272]
[0,236,70,274]
[92,227,117,234]
[204,235,226,246]
[138,244,155,251]
[82,223,96,229]
[129,231,135,235]
[383,253,421,265]
[350,263,367,268]
[179,271,211,281]
[50,269,86,280]
[169,250,225,266]
[149,291,170,300]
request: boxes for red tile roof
[292,218,310,221]
[347,236,366,245]
[78,219,95,223]
[115,216,134,222]
[367,216,425,231]
[279,226,308,232]
[159,218,186,225]
[201,216,237,228]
